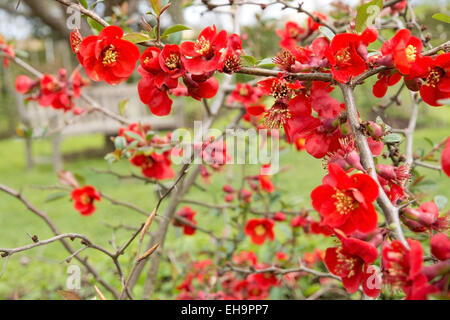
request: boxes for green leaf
[161,24,191,37]
[114,136,127,150]
[240,55,257,67]
[79,0,88,9]
[87,17,104,34]
[45,192,68,203]
[384,133,403,144]
[432,13,450,24]
[118,98,128,116]
[318,26,335,40]
[149,0,161,15]
[122,32,151,44]
[257,57,275,69]
[355,0,383,33]
[434,195,448,210]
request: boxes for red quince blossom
[382,239,437,300]
[228,83,262,107]
[258,164,275,193]
[276,251,287,261]
[70,29,84,64]
[419,53,450,106]
[180,25,228,75]
[430,233,450,261]
[307,12,327,32]
[15,75,36,94]
[218,33,242,74]
[71,185,101,216]
[373,70,402,98]
[324,231,380,296]
[379,29,430,78]
[244,218,275,245]
[325,28,378,83]
[183,74,219,101]
[77,26,140,85]
[138,68,173,116]
[311,163,379,235]
[173,206,197,235]
[401,201,448,233]
[276,21,305,50]
[442,137,450,177]
[130,151,174,180]
[118,123,151,145]
[273,212,286,222]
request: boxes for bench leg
[52,135,63,172]
[25,138,34,169]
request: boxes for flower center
[336,248,358,277]
[332,189,357,215]
[271,82,291,100]
[405,45,417,62]
[425,68,442,88]
[254,224,266,236]
[80,194,92,205]
[194,36,211,55]
[288,28,298,38]
[239,87,249,97]
[102,45,119,66]
[335,48,351,64]
[264,103,291,129]
[165,53,180,70]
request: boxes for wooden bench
[15,84,184,171]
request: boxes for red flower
[380,29,430,78]
[218,33,242,74]
[183,75,219,101]
[130,152,174,180]
[430,233,450,261]
[325,29,377,83]
[276,22,304,50]
[70,29,84,64]
[138,70,173,116]
[382,239,437,300]
[311,163,379,235]
[291,215,307,228]
[276,251,287,261]
[373,70,402,98]
[0,35,15,67]
[324,231,380,296]
[419,53,450,106]
[71,186,101,216]
[258,164,274,193]
[273,212,286,222]
[307,12,327,32]
[442,137,450,177]
[401,202,444,233]
[173,206,197,235]
[229,83,262,107]
[15,75,35,94]
[181,25,228,75]
[244,218,275,245]
[78,26,140,85]
[233,251,258,266]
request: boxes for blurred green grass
[0,124,449,299]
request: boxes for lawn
[0,124,449,299]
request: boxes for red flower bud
[222,184,235,193]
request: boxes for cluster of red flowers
[176,253,283,300]
[15,69,87,113]
[117,123,175,180]
[71,25,242,117]
[138,26,242,116]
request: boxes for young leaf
[434,195,448,210]
[384,133,403,144]
[124,130,146,143]
[87,17,104,34]
[257,57,276,69]
[318,26,335,40]
[240,55,257,67]
[79,0,88,9]
[122,32,151,44]
[149,0,161,15]
[118,98,129,115]
[114,136,127,150]
[432,13,450,24]
[355,0,383,33]
[161,24,191,37]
